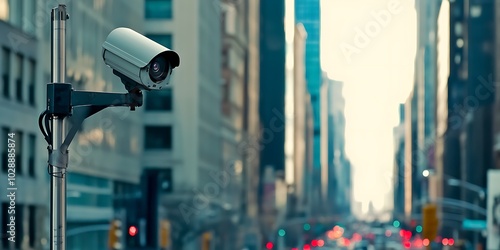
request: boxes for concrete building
[219,0,263,249]
[141,0,232,249]
[1,1,144,249]
[434,0,494,245]
[0,2,48,249]
[292,23,309,218]
[1,0,264,249]
[239,0,263,249]
[219,0,249,249]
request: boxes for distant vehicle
[385,241,402,250]
[353,239,370,250]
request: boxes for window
[145,0,172,19]
[14,53,23,102]
[314,128,320,136]
[2,47,10,98]
[67,192,112,208]
[14,131,22,175]
[144,126,172,149]
[28,134,35,177]
[15,205,23,249]
[145,89,172,111]
[28,59,36,106]
[310,94,318,103]
[28,205,36,248]
[146,34,173,49]
[1,203,10,248]
[68,173,110,188]
[1,127,8,173]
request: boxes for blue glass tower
[295,0,322,214]
[295,0,321,169]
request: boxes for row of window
[0,126,173,176]
[0,127,36,177]
[1,46,37,106]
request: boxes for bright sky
[320,0,417,217]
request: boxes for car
[352,239,370,250]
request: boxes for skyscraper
[258,0,286,241]
[295,0,323,212]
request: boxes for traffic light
[265,241,274,249]
[393,220,400,228]
[159,219,171,249]
[422,204,439,241]
[128,225,138,237]
[202,232,212,250]
[108,219,122,250]
[142,168,173,248]
[126,223,140,248]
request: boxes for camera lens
[149,56,169,82]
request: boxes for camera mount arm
[46,82,143,169]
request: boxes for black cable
[45,114,52,144]
[47,164,65,178]
[38,110,50,143]
[41,111,62,178]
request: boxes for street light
[422,170,430,178]
[447,178,486,200]
[422,171,487,248]
[421,170,487,200]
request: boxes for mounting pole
[43,5,144,250]
[50,5,68,250]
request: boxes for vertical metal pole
[50,5,68,250]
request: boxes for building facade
[0,2,47,249]
[434,0,494,245]
[1,1,145,249]
[240,0,263,249]
[258,0,286,244]
[142,0,231,249]
[292,23,308,218]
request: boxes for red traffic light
[128,226,137,237]
[265,242,273,249]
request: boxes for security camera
[102,27,180,91]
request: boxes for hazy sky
[321,0,417,216]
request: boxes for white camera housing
[102,27,180,91]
